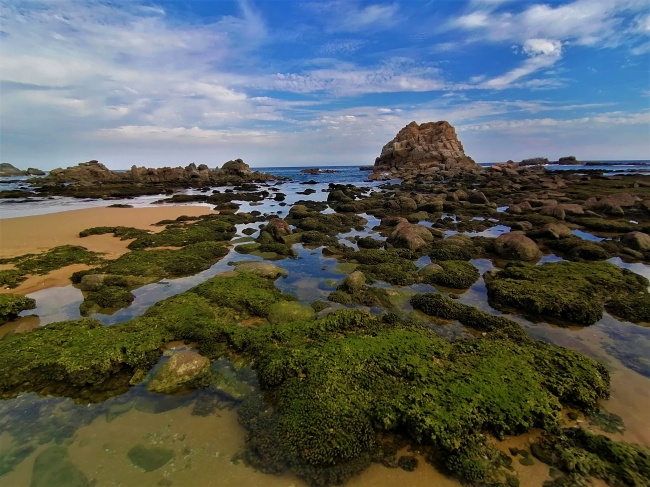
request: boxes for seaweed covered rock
[428,235,475,261]
[79,286,135,315]
[328,271,392,307]
[388,222,434,250]
[0,294,36,324]
[484,261,649,325]
[531,428,650,487]
[147,350,211,395]
[267,301,315,324]
[237,309,609,485]
[605,294,650,324]
[264,218,293,241]
[230,261,288,279]
[126,216,237,249]
[421,261,479,289]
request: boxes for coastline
[0,206,215,294]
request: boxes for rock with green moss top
[100,241,229,279]
[0,294,36,324]
[356,236,384,249]
[428,237,474,261]
[30,445,91,487]
[287,211,366,235]
[422,260,479,289]
[127,444,175,472]
[80,286,135,315]
[236,309,608,486]
[298,230,340,248]
[532,428,650,487]
[358,260,419,286]
[79,226,151,240]
[126,217,236,249]
[605,293,650,324]
[546,236,609,261]
[147,350,211,394]
[328,280,392,308]
[231,261,288,279]
[484,261,649,325]
[267,301,315,324]
[192,272,286,317]
[0,245,101,276]
[0,269,27,288]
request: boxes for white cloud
[481,38,562,89]
[307,1,400,33]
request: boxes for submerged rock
[127,444,175,472]
[147,350,211,395]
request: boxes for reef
[0,294,36,324]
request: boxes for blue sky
[1,0,649,169]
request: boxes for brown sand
[0,206,215,294]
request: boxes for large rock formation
[373,121,479,178]
[33,159,279,197]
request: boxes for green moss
[576,217,637,233]
[99,241,229,279]
[0,245,102,276]
[80,286,135,315]
[428,240,473,261]
[0,269,26,288]
[192,272,286,317]
[267,301,316,324]
[533,428,650,487]
[485,261,648,326]
[299,231,340,248]
[422,261,480,289]
[126,217,236,249]
[287,212,366,235]
[0,293,36,324]
[356,237,384,249]
[605,294,650,323]
[328,285,392,308]
[79,226,151,240]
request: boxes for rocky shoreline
[0,122,649,487]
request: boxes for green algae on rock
[421,260,480,289]
[147,350,211,394]
[79,285,135,315]
[0,269,27,288]
[0,294,36,324]
[531,428,650,487]
[484,261,649,325]
[0,245,102,275]
[79,226,152,240]
[126,217,237,249]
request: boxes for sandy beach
[0,206,215,293]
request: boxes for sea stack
[373,121,479,178]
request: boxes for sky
[1,0,649,170]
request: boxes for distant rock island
[299,168,340,175]
[518,156,581,166]
[372,121,479,178]
[0,163,45,177]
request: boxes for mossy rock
[127,444,175,472]
[30,445,91,487]
[267,301,315,324]
[0,293,36,324]
[0,269,26,288]
[428,240,473,261]
[192,272,286,317]
[80,286,135,315]
[147,350,211,394]
[126,217,236,249]
[0,245,101,277]
[532,428,650,486]
[605,294,650,324]
[99,241,229,279]
[79,226,151,240]
[422,260,480,289]
[484,261,649,326]
[231,261,288,279]
[299,231,340,248]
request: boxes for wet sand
[0,206,215,294]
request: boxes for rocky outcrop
[373,121,479,178]
[33,159,279,197]
[0,163,45,177]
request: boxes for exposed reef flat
[1,149,650,486]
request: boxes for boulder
[265,218,292,240]
[494,232,542,261]
[468,191,489,204]
[343,270,366,289]
[621,232,650,251]
[390,222,435,250]
[540,223,573,240]
[147,350,211,395]
[221,158,251,177]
